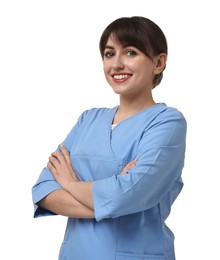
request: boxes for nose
[112,55,124,70]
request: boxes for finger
[127,159,138,166]
[51,151,66,165]
[120,159,138,176]
[47,161,52,169]
[48,155,61,169]
[47,161,57,175]
[125,160,138,169]
[60,145,71,163]
[120,169,128,176]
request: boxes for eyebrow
[104,45,114,50]
[105,44,139,50]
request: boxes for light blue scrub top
[32,104,187,260]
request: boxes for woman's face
[103,35,158,97]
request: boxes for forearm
[46,146,95,213]
[47,146,136,213]
[38,189,94,218]
[62,160,138,210]
[65,181,94,210]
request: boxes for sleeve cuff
[32,181,62,218]
[92,177,114,222]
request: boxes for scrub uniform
[32,103,187,260]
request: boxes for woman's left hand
[48,145,79,190]
[120,159,138,176]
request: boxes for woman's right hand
[48,145,79,190]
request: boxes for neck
[113,94,156,124]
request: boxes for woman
[32,16,187,260]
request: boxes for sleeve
[92,109,187,221]
[31,110,89,218]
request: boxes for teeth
[114,75,128,80]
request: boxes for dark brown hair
[99,16,168,88]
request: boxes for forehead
[105,34,129,49]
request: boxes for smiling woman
[99,16,168,89]
[32,16,187,260]
[102,35,166,116]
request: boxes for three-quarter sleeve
[32,110,89,217]
[92,110,187,221]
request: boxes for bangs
[99,17,152,58]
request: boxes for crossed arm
[38,145,137,218]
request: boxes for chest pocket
[116,252,166,260]
[71,154,125,181]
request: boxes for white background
[0,0,219,259]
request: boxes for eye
[126,50,137,57]
[104,51,115,58]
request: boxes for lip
[111,73,132,83]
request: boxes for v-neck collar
[106,103,166,160]
[110,103,166,129]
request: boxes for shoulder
[151,104,187,137]
[139,104,187,137]
[152,103,186,124]
[77,107,112,125]
[162,104,185,119]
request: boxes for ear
[153,53,167,75]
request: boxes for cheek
[103,63,111,76]
[136,67,154,84]
[102,64,110,82]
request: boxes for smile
[112,74,132,82]
[113,74,129,80]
